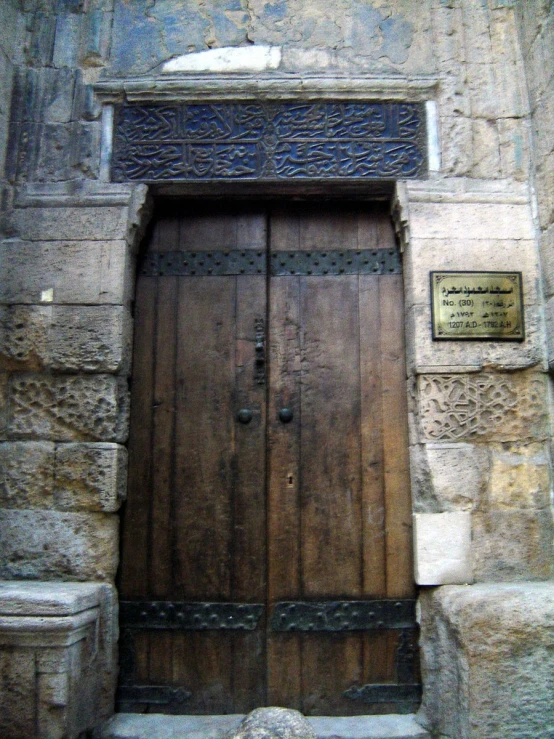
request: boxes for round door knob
[237,409,253,424]
[279,408,293,423]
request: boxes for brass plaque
[431,272,524,341]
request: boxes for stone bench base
[419,582,554,739]
[0,581,117,739]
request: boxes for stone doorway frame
[95,75,440,726]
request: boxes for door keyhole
[287,473,294,487]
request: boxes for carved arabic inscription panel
[111,102,426,182]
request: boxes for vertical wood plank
[359,275,387,598]
[119,240,157,599]
[173,275,235,600]
[299,276,362,598]
[267,209,302,707]
[150,215,179,599]
[380,273,414,598]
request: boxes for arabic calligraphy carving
[418,374,518,441]
[112,102,426,182]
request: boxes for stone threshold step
[98,713,430,739]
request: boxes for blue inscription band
[111,102,426,182]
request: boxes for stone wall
[516,1,554,365]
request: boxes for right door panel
[267,206,416,715]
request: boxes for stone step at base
[97,713,430,739]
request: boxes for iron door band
[139,248,402,277]
[119,599,415,631]
[118,600,420,709]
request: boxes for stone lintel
[94,74,439,104]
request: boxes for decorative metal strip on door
[117,601,264,710]
[118,600,420,709]
[139,248,401,277]
[112,102,426,182]
[270,599,415,631]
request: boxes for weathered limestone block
[0,441,55,508]
[472,509,554,581]
[437,116,472,177]
[0,305,131,373]
[467,61,529,119]
[498,118,530,181]
[0,304,50,370]
[417,372,549,443]
[409,202,534,242]
[0,581,117,738]
[228,707,317,739]
[410,442,488,512]
[419,583,554,739]
[11,206,129,241]
[471,119,500,179]
[413,512,472,585]
[0,509,118,580]
[486,442,551,510]
[54,443,127,512]
[0,239,132,305]
[0,372,9,441]
[541,232,554,327]
[50,306,132,373]
[7,373,129,442]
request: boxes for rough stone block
[471,119,500,179]
[0,304,50,371]
[0,305,131,373]
[0,239,132,305]
[54,443,127,512]
[498,117,530,181]
[0,441,55,508]
[468,61,529,118]
[21,67,76,124]
[229,707,317,739]
[0,645,36,738]
[409,202,534,241]
[0,373,7,441]
[486,442,551,510]
[535,153,554,228]
[417,372,549,443]
[0,509,118,580]
[7,373,129,443]
[540,223,554,298]
[413,512,472,585]
[50,305,132,373]
[53,12,80,68]
[437,115,472,177]
[419,583,554,739]
[472,508,554,580]
[411,442,488,512]
[11,206,129,241]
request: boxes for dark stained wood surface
[119,203,415,716]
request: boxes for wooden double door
[118,202,418,716]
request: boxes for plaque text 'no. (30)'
[111,102,426,182]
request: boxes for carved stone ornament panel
[111,102,426,182]
[418,374,548,442]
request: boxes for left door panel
[119,206,268,713]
